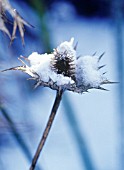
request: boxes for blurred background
[0,0,122,170]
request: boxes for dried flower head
[2,38,113,93]
[0,0,32,44]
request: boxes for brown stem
[29,90,64,170]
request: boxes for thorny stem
[29,90,64,170]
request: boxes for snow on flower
[28,52,53,82]
[54,37,76,60]
[2,38,112,93]
[27,38,76,86]
[76,55,105,88]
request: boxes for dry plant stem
[30,89,64,170]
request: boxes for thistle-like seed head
[2,38,114,93]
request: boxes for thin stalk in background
[30,90,63,170]
[63,94,97,170]
[0,157,5,170]
[112,0,124,169]
[30,0,52,53]
[0,106,41,170]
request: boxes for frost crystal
[3,38,112,93]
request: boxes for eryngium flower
[3,38,113,93]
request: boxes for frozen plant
[0,0,32,44]
[2,38,114,170]
[3,37,112,92]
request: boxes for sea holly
[3,38,112,92]
[2,38,114,170]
